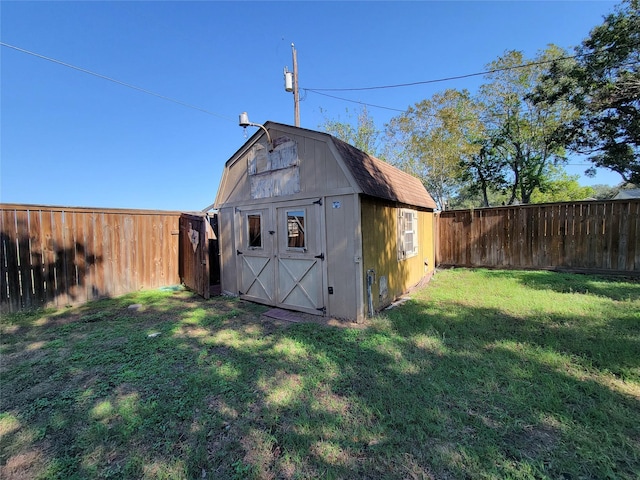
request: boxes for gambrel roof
[261,122,437,210]
[216,122,436,211]
[331,137,437,210]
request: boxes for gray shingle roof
[331,138,437,210]
[613,189,640,199]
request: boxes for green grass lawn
[1,269,639,479]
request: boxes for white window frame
[398,208,419,261]
[286,208,307,251]
[246,212,263,250]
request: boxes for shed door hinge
[314,253,324,260]
[313,198,323,206]
[316,306,326,314]
[237,250,243,255]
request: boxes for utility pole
[292,43,300,127]
[285,44,300,126]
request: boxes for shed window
[398,209,418,260]
[287,210,306,249]
[247,214,262,248]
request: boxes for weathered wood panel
[0,204,181,313]
[179,213,210,300]
[437,200,640,275]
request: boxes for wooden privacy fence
[3,199,638,313]
[1,204,182,313]
[437,199,640,274]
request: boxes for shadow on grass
[479,268,640,301]
[392,296,640,381]
[1,283,639,479]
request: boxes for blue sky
[1,1,621,211]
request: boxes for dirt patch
[0,449,47,480]
[508,423,560,460]
[0,348,49,373]
[260,309,369,330]
[241,428,279,480]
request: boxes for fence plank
[75,211,90,306]
[15,210,33,309]
[28,209,46,309]
[565,204,576,268]
[628,202,639,271]
[40,210,57,307]
[1,209,21,312]
[109,212,121,296]
[82,211,95,302]
[138,216,148,286]
[610,202,622,271]
[0,210,9,310]
[52,210,68,307]
[92,212,106,299]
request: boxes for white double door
[236,200,325,315]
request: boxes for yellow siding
[361,198,435,313]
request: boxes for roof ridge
[262,122,437,210]
[330,136,437,210]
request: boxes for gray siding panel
[324,194,360,320]
[218,208,237,296]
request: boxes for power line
[1,42,235,122]
[304,55,584,92]
[303,89,406,112]
[304,41,640,93]
[304,47,639,115]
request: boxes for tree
[385,89,483,210]
[533,0,640,183]
[451,167,596,207]
[590,184,618,199]
[448,183,510,209]
[319,106,381,157]
[529,167,596,203]
[458,138,509,207]
[479,46,578,204]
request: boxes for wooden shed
[214,122,437,322]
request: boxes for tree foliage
[385,89,483,209]
[458,138,509,207]
[529,167,596,203]
[319,106,381,157]
[318,4,635,209]
[479,46,577,204]
[533,0,640,183]
[450,168,597,208]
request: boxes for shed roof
[259,122,437,210]
[613,188,640,200]
[331,137,437,210]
